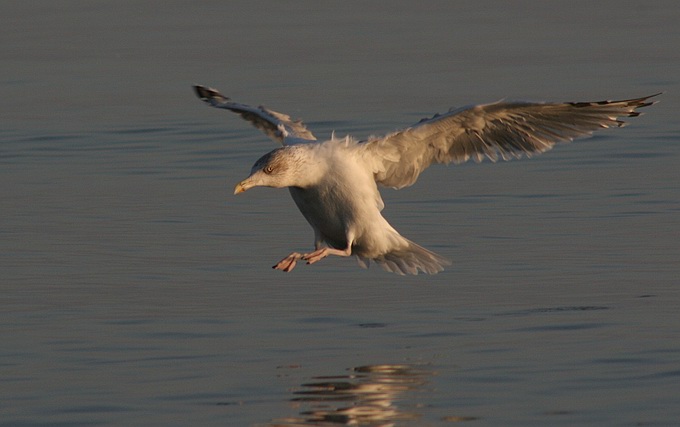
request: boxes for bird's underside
[194,85,659,275]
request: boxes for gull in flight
[194,85,658,275]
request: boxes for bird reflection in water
[268,364,429,427]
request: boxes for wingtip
[192,84,229,103]
[192,84,206,98]
[626,93,662,115]
[643,92,663,107]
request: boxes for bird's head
[234,146,308,194]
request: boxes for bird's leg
[303,231,355,265]
[274,233,353,271]
[302,246,352,265]
[273,252,303,272]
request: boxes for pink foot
[302,248,330,265]
[273,252,303,272]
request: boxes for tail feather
[358,240,451,275]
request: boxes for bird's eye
[264,165,274,174]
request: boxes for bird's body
[284,139,448,274]
[194,85,658,275]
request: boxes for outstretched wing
[363,94,659,189]
[193,85,317,145]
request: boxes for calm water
[2,1,680,426]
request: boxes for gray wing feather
[364,94,660,189]
[193,85,317,145]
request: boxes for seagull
[193,85,658,275]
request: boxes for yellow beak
[234,181,248,195]
[234,176,258,195]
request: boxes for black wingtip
[192,84,209,101]
[569,92,662,111]
[192,84,229,103]
[627,92,662,113]
[640,92,663,108]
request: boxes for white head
[234,146,313,194]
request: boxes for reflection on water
[268,364,429,427]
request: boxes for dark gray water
[2,1,679,426]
